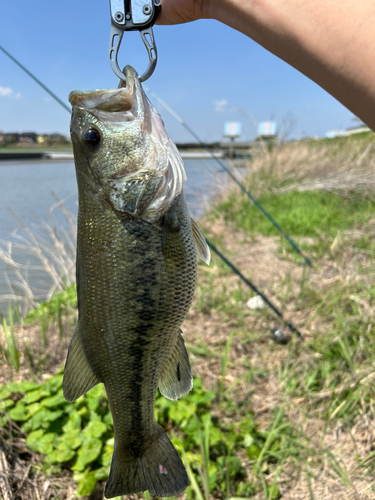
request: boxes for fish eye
[83,128,101,148]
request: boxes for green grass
[218,190,375,238]
[0,374,294,499]
[3,133,375,497]
[1,305,20,372]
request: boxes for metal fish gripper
[109,0,161,83]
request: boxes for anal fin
[63,323,101,402]
[159,330,193,401]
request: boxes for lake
[0,158,235,316]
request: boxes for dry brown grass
[222,134,375,211]
[2,135,375,499]
[182,217,375,499]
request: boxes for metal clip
[109,0,161,83]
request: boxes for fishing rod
[0,43,311,269]
[1,46,304,340]
[144,86,313,268]
[0,45,70,113]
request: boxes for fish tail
[104,425,188,499]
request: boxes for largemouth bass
[63,65,210,498]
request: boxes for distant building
[18,132,38,144]
[0,132,70,146]
[325,124,371,139]
[3,133,19,146]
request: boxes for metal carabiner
[109,0,161,83]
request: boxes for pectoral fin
[63,324,101,402]
[159,330,193,401]
[191,218,211,265]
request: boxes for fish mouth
[68,66,145,122]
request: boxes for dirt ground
[1,218,375,499]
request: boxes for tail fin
[104,426,188,499]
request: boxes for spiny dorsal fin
[159,330,193,401]
[191,218,211,265]
[63,323,101,402]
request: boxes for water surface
[0,159,231,315]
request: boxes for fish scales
[63,66,210,498]
[76,189,197,431]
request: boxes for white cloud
[0,86,22,99]
[0,87,13,97]
[213,99,228,113]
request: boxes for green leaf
[22,408,64,431]
[73,437,102,471]
[48,442,75,464]
[25,429,45,451]
[42,393,67,408]
[22,388,50,404]
[86,385,105,411]
[26,402,44,417]
[26,431,57,455]
[103,412,113,427]
[8,403,30,422]
[226,456,243,475]
[77,405,88,417]
[0,387,11,399]
[246,444,261,460]
[101,444,114,467]
[62,410,81,432]
[93,466,110,480]
[88,409,102,422]
[0,399,14,410]
[59,431,82,450]
[209,427,226,446]
[169,401,196,425]
[38,433,58,455]
[45,375,63,393]
[74,469,98,496]
[7,381,39,393]
[83,420,107,439]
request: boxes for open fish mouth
[68,66,145,123]
[69,65,187,222]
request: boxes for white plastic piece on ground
[247,295,265,310]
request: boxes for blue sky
[1,0,355,143]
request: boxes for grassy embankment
[1,132,375,499]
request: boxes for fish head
[69,66,186,222]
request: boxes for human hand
[156,0,209,25]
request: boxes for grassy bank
[1,132,375,499]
